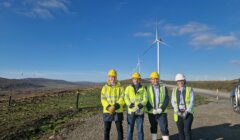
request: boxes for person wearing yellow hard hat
[101,69,125,140]
[146,72,170,140]
[124,72,148,140]
[171,73,195,140]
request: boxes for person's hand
[176,111,182,116]
[156,108,162,114]
[182,111,188,119]
[138,104,143,109]
[132,106,139,112]
[129,103,134,108]
[152,109,158,115]
[108,105,115,114]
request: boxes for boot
[162,135,169,140]
[151,133,157,140]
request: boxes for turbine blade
[160,41,170,47]
[155,21,158,41]
[141,41,157,57]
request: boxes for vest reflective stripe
[101,82,125,113]
[124,85,148,114]
[173,86,194,122]
[147,85,167,113]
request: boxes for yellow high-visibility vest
[173,86,195,122]
[147,84,168,113]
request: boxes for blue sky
[0,0,240,82]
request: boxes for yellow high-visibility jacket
[101,81,125,113]
[124,84,148,114]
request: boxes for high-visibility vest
[101,81,125,113]
[147,84,168,113]
[173,86,195,122]
[124,85,148,114]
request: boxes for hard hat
[175,73,186,81]
[108,69,117,77]
[132,72,141,79]
[150,72,159,79]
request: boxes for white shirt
[153,85,160,109]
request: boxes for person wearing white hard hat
[171,73,195,140]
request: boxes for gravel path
[66,92,240,140]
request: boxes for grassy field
[0,87,101,140]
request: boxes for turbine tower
[141,19,169,79]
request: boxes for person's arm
[161,86,169,112]
[124,86,132,107]
[171,88,178,113]
[146,85,153,110]
[115,87,125,110]
[138,86,148,109]
[101,86,110,110]
[186,88,195,113]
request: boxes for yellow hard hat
[150,72,159,79]
[108,69,117,77]
[132,72,141,79]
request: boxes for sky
[0,0,240,82]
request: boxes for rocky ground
[65,95,240,140]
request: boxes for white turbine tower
[132,55,142,74]
[142,20,169,79]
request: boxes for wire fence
[0,87,101,139]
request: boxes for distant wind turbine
[132,55,142,74]
[141,19,169,78]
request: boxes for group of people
[101,69,195,140]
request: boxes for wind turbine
[132,55,142,74]
[141,20,169,79]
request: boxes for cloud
[37,0,69,12]
[163,22,240,48]
[230,60,240,66]
[163,22,209,36]
[0,0,71,19]
[190,33,238,47]
[0,1,12,8]
[133,32,152,37]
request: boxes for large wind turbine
[142,20,169,78]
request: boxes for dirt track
[66,90,240,140]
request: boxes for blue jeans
[127,114,144,140]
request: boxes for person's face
[151,78,159,86]
[132,78,140,85]
[108,76,117,84]
[177,80,185,88]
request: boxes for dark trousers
[104,121,123,140]
[148,113,169,136]
[176,113,194,140]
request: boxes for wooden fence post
[9,96,12,107]
[76,90,80,110]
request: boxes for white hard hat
[175,73,186,81]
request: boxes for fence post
[76,90,80,110]
[9,96,12,107]
[216,88,219,102]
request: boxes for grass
[0,87,101,140]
